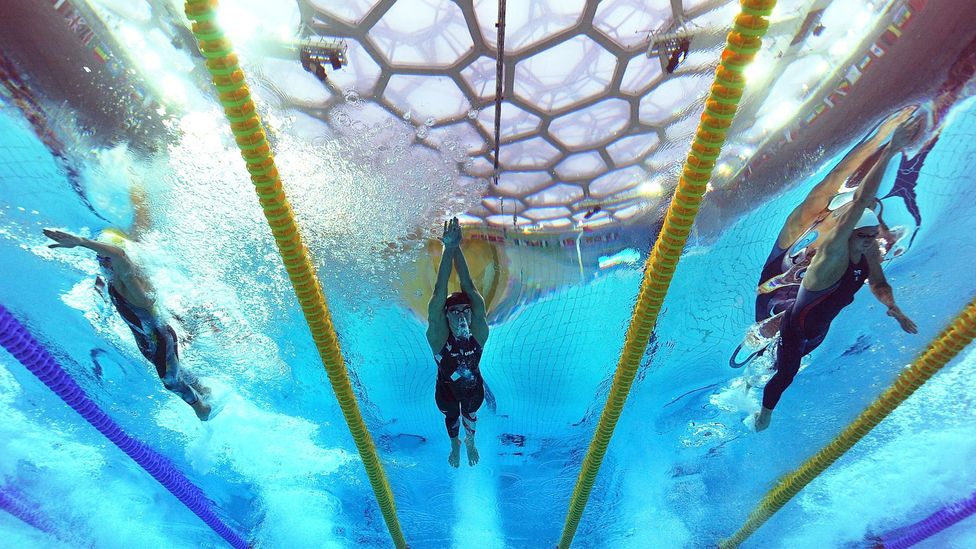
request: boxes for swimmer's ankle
[192,399,212,421]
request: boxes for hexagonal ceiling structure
[267,0,900,231]
[82,0,904,232]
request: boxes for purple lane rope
[878,490,976,549]
[0,304,249,549]
[0,486,56,536]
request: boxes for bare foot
[192,399,212,421]
[448,438,461,468]
[758,316,782,339]
[753,407,772,432]
[465,437,479,466]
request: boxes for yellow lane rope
[182,2,407,547]
[720,297,976,548]
[557,1,777,547]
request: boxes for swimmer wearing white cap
[753,111,921,432]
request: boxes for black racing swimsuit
[762,254,870,410]
[107,283,202,405]
[434,334,484,438]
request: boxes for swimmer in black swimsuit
[754,121,919,432]
[44,227,213,420]
[427,217,490,467]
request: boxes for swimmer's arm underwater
[786,109,914,237]
[43,228,127,261]
[824,109,916,195]
[865,244,918,334]
[452,236,489,345]
[427,219,459,351]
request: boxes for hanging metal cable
[492,0,507,188]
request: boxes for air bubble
[343,89,361,103]
[333,111,352,126]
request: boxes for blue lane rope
[0,304,249,549]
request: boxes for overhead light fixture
[161,74,188,104]
[760,99,802,131]
[217,5,260,42]
[828,36,851,59]
[638,179,663,197]
[299,37,348,83]
[143,51,162,72]
[646,21,695,74]
[744,54,773,85]
[815,58,831,76]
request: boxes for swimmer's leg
[461,384,485,466]
[757,311,826,431]
[155,326,211,420]
[436,383,462,468]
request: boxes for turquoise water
[1,93,976,548]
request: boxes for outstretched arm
[779,109,915,246]
[427,220,459,352]
[865,244,918,334]
[44,228,127,261]
[453,244,489,345]
[807,108,915,206]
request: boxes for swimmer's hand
[888,306,918,334]
[890,115,924,149]
[44,228,83,249]
[883,106,916,133]
[753,407,773,432]
[441,217,461,250]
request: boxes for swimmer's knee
[441,406,460,421]
[461,414,477,437]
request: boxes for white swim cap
[854,208,880,229]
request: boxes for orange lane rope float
[183,1,407,547]
[557,1,777,547]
